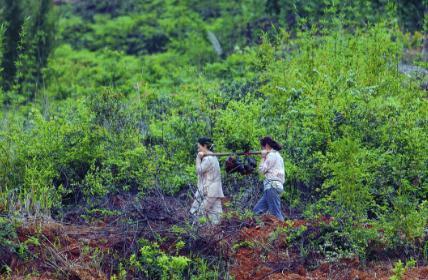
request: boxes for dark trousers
[253,188,284,221]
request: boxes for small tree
[13,0,56,102]
[0,0,24,91]
[0,24,4,105]
[423,4,428,62]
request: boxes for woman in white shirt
[190,137,224,225]
[253,136,285,221]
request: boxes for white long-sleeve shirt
[195,153,224,198]
[259,150,285,191]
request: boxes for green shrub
[45,44,142,100]
[214,99,266,151]
[122,240,190,280]
[320,137,374,222]
[390,258,416,280]
[0,217,30,270]
[377,195,427,250]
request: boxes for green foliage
[0,0,24,90]
[214,99,266,151]
[390,258,416,280]
[261,25,427,222]
[0,217,18,258]
[0,217,31,269]
[232,240,256,251]
[119,239,190,280]
[297,220,378,263]
[377,197,428,249]
[0,104,99,211]
[2,0,56,104]
[45,44,142,99]
[265,0,424,32]
[111,238,220,280]
[59,14,169,55]
[71,0,144,20]
[0,0,427,275]
[320,137,374,222]
[268,222,308,246]
[0,24,4,102]
[10,17,40,103]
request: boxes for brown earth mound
[226,215,428,280]
[3,194,427,280]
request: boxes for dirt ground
[226,216,428,280]
[2,194,428,280]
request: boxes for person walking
[190,137,224,225]
[253,136,285,221]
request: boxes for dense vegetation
[0,0,427,279]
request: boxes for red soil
[228,215,428,280]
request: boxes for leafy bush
[0,217,18,265]
[82,14,169,55]
[0,217,32,271]
[214,99,266,151]
[45,44,142,100]
[114,239,190,280]
[390,258,416,280]
[377,196,428,250]
[259,25,427,221]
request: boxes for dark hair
[198,137,214,151]
[260,136,282,151]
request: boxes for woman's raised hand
[198,151,206,158]
[261,149,268,159]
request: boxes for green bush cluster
[112,239,219,280]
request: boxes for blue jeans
[253,188,284,221]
